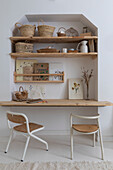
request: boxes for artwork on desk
[49,62,64,81]
[68,78,83,99]
[27,84,46,99]
[16,59,38,81]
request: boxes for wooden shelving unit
[14,72,64,83]
[10,35,98,83]
[10,52,97,59]
[10,36,98,43]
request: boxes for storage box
[15,42,33,53]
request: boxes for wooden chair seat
[72,124,99,133]
[14,123,43,133]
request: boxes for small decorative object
[33,63,49,81]
[76,40,88,53]
[62,48,67,53]
[68,48,78,53]
[81,68,93,100]
[37,46,60,53]
[80,27,92,36]
[68,78,83,99]
[57,27,66,37]
[12,86,28,101]
[15,23,36,37]
[15,42,33,53]
[83,27,88,33]
[37,20,55,37]
[65,27,79,37]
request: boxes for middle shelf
[10,52,97,59]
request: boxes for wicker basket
[15,42,33,53]
[37,20,55,37]
[13,86,28,101]
[15,22,36,37]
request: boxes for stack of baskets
[15,21,56,52]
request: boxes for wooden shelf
[0,99,112,107]
[14,72,64,83]
[10,36,98,43]
[10,52,97,59]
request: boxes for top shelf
[10,36,98,43]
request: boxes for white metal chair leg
[96,131,99,142]
[31,134,48,151]
[70,127,73,160]
[5,130,13,153]
[99,128,104,160]
[21,136,30,162]
[93,133,95,147]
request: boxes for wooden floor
[0,99,112,107]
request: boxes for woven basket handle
[19,86,24,92]
[15,22,23,29]
[38,19,45,26]
[58,27,66,32]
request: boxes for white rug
[0,161,113,170]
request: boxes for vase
[86,83,89,100]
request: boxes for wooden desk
[0,99,112,107]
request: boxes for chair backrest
[6,111,30,133]
[7,113,26,124]
[70,113,100,127]
[71,114,100,120]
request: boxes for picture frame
[68,78,83,99]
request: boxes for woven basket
[14,86,28,101]
[37,20,55,37]
[15,22,36,37]
[15,42,33,53]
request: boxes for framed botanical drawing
[68,78,83,99]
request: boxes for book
[16,59,37,81]
[26,98,47,104]
[33,63,49,81]
[88,39,95,52]
[49,62,64,81]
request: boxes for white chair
[5,111,48,162]
[70,113,104,160]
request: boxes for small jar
[62,48,67,53]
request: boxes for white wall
[0,0,113,137]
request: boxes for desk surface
[0,99,112,107]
